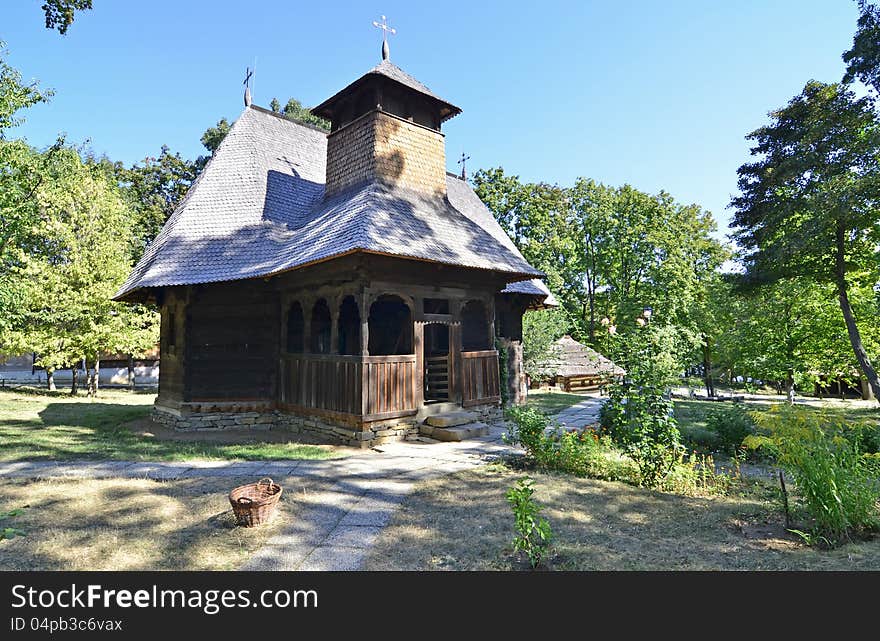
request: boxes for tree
[521,308,568,382]
[282,98,330,131]
[116,146,199,252]
[200,118,231,157]
[0,44,54,347]
[843,1,880,92]
[269,97,281,113]
[41,0,92,35]
[8,146,159,393]
[731,81,880,400]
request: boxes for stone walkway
[552,395,606,429]
[0,424,515,571]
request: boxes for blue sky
[2,1,862,238]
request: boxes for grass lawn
[362,465,880,570]
[524,389,589,415]
[674,396,880,454]
[0,474,319,570]
[0,388,339,462]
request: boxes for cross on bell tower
[372,15,396,61]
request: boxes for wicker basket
[229,478,282,527]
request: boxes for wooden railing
[362,354,418,418]
[460,350,501,407]
[280,354,362,415]
[280,353,418,420]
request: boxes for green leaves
[0,507,26,541]
[506,478,553,568]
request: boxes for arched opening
[462,300,491,351]
[337,296,361,356]
[310,299,332,354]
[286,302,304,353]
[368,295,413,355]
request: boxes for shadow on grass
[0,398,335,462]
[362,466,880,571]
[0,476,290,570]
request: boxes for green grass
[524,390,587,415]
[0,388,339,462]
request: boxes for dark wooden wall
[156,288,186,406]
[185,281,279,402]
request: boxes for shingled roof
[553,336,625,378]
[312,60,461,123]
[114,105,551,302]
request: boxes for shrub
[661,452,732,497]
[705,404,755,454]
[680,425,722,453]
[506,478,553,568]
[600,384,681,488]
[505,406,637,482]
[745,406,880,545]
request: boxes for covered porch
[277,286,501,428]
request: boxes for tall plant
[600,322,684,487]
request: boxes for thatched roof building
[551,335,624,392]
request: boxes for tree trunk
[87,358,99,398]
[46,368,56,392]
[701,336,715,398]
[835,224,880,402]
[70,365,78,396]
[127,354,135,390]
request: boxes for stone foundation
[152,401,502,448]
[151,405,420,448]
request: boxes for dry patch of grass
[0,475,314,571]
[362,466,880,571]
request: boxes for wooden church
[114,42,555,446]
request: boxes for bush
[600,384,681,488]
[679,425,722,453]
[661,452,732,496]
[506,478,553,568]
[705,404,755,454]
[745,406,880,545]
[504,406,637,483]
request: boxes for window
[423,298,450,314]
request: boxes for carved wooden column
[329,293,340,355]
[301,296,314,354]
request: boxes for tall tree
[0,44,53,346]
[731,81,880,400]
[843,0,880,92]
[200,118,231,157]
[41,0,92,34]
[9,146,159,391]
[116,146,199,252]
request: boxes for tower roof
[311,60,461,123]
